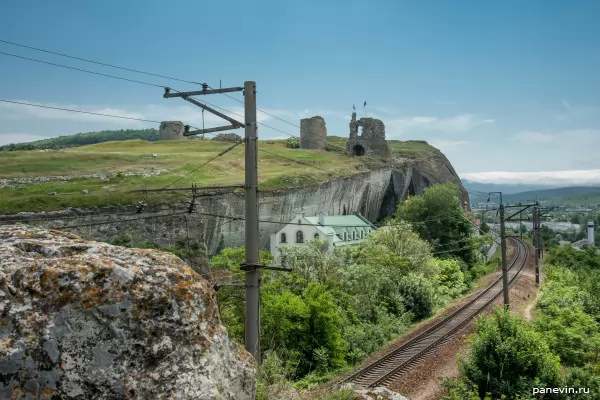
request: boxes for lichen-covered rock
[0,226,256,399]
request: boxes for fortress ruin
[159,121,186,140]
[346,112,390,158]
[299,116,327,150]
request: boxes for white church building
[270,212,377,257]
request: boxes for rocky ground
[0,225,254,399]
[0,169,169,189]
[385,242,539,400]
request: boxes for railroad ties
[340,238,529,389]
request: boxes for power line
[55,211,190,229]
[190,94,349,153]
[0,38,203,85]
[0,51,166,88]
[0,99,221,142]
[0,39,350,153]
[160,140,244,190]
[1,43,347,153]
[0,99,163,124]
[193,210,470,229]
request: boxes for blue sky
[1,0,600,185]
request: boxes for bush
[458,308,561,399]
[398,272,435,320]
[434,258,468,299]
[284,137,300,148]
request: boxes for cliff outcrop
[0,148,466,255]
[0,226,255,399]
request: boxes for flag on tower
[353,104,355,110]
[364,101,367,107]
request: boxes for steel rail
[339,238,529,388]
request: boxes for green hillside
[0,129,160,151]
[0,136,437,214]
[504,186,600,205]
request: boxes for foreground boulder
[0,226,255,399]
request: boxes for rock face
[0,226,256,399]
[0,148,467,256]
[299,116,327,150]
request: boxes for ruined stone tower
[346,112,390,158]
[300,116,327,150]
[159,121,186,140]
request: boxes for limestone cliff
[0,147,466,256]
[0,226,256,399]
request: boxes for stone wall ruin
[346,112,390,158]
[159,121,186,141]
[299,116,327,150]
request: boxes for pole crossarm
[185,124,240,136]
[181,96,245,128]
[164,86,243,98]
[505,204,536,221]
[240,263,292,272]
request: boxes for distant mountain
[0,129,160,151]
[461,180,559,195]
[504,186,600,204]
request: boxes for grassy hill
[0,129,161,151]
[504,186,600,205]
[0,136,437,214]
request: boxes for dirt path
[388,241,539,400]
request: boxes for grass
[0,137,437,214]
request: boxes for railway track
[339,237,529,389]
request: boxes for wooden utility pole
[243,81,260,362]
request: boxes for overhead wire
[0,38,359,154]
[2,39,475,246]
[0,38,203,85]
[0,51,167,88]
[0,99,163,124]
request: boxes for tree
[261,281,348,377]
[209,246,273,342]
[457,308,561,399]
[346,221,435,276]
[395,182,477,267]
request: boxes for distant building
[270,212,377,257]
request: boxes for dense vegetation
[0,129,160,151]
[443,246,600,400]
[206,183,492,397]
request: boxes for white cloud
[512,129,600,144]
[512,131,555,143]
[461,169,600,186]
[428,140,471,152]
[386,114,493,137]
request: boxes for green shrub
[284,137,300,148]
[398,272,435,320]
[458,308,561,399]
